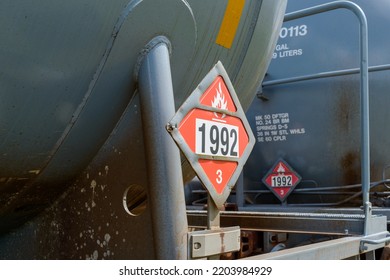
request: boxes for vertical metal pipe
[285,1,371,235]
[236,172,244,208]
[355,4,371,236]
[207,195,220,230]
[207,195,220,260]
[137,37,188,259]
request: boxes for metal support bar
[235,172,244,208]
[360,231,390,255]
[239,231,389,260]
[361,232,390,246]
[206,195,221,259]
[274,1,372,235]
[138,36,188,259]
[243,236,382,260]
[187,210,387,236]
[187,198,240,259]
[207,195,220,230]
[237,206,390,224]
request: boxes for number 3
[216,169,223,184]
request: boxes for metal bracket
[188,226,240,259]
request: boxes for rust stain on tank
[337,92,351,131]
[340,152,360,185]
[334,80,359,132]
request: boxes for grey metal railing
[263,1,373,236]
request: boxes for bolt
[166,122,176,132]
[194,242,202,250]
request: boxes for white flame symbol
[211,82,228,118]
[277,163,286,174]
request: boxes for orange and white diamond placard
[167,61,255,208]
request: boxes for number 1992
[196,119,239,158]
[271,175,292,187]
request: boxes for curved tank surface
[244,0,390,206]
[0,0,287,258]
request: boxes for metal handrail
[361,234,390,245]
[262,64,390,87]
[264,1,371,235]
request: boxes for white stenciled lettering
[279,25,308,39]
[272,48,303,59]
[272,24,308,59]
[282,49,302,57]
[254,113,306,143]
[216,169,223,184]
[275,44,289,51]
[289,128,306,135]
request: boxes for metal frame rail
[186,210,390,259]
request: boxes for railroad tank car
[0,0,287,259]
[235,0,390,257]
[183,0,390,259]
[244,0,390,207]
